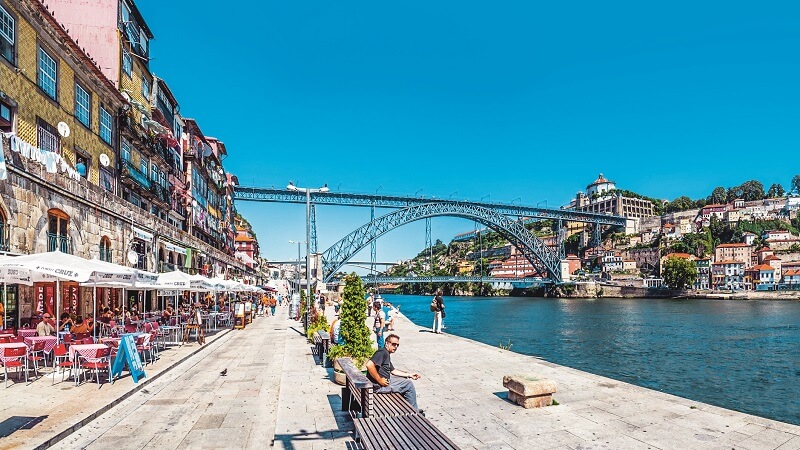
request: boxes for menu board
[111,333,146,383]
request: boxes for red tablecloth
[17,329,37,338]
[24,336,58,354]
[68,343,108,362]
[0,342,28,363]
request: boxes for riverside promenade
[10,305,800,449]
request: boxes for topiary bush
[327,273,373,367]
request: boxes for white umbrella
[0,251,135,340]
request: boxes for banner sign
[111,333,146,383]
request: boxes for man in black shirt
[365,334,422,411]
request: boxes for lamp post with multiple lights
[287,181,329,330]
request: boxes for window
[0,4,13,63]
[99,236,112,262]
[75,150,89,178]
[0,99,12,133]
[140,157,148,176]
[121,141,131,162]
[122,49,132,77]
[139,28,148,56]
[99,106,112,144]
[100,167,114,192]
[74,83,90,127]
[47,209,71,253]
[38,46,58,100]
[37,118,60,154]
[141,74,150,99]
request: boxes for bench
[313,330,330,365]
[337,357,418,418]
[353,414,461,450]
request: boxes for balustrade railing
[122,160,151,189]
[47,233,73,254]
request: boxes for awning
[163,241,187,255]
[132,226,153,242]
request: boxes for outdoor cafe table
[99,337,121,345]
[159,325,181,345]
[0,333,14,340]
[68,343,109,385]
[24,336,57,354]
[17,329,38,338]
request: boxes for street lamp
[287,181,329,330]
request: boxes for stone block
[503,374,557,409]
[508,390,553,408]
[503,374,557,397]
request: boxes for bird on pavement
[220,368,227,376]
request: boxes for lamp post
[287,181,329,330]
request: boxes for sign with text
[111,333,146,383]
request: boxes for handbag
[441,309,446,319]
[429,300,437,312]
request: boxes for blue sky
[137,0,800,265]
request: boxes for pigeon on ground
[220,368,227,376]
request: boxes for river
[381,294,800,425]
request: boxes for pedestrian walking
[431,289,445,334]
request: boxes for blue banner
[111,333,146,383]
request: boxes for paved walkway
[0,323,230,449]
[10,304,800,449]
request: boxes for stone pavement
[0,322,231,449]
[13,304,800,449]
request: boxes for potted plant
[328,273,373,385]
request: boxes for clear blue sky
[138,0,800,266]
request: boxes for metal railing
[122,160,151,189]
[47,233,72,254]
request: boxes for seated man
[365,333,422,412]
[36,313,56,336]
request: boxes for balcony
[150,183,170,204]
[47,233,72,254]
[122,160,151,189]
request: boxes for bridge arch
[321,202,562,283]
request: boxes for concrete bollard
[503,374,557,408]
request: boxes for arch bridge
[234,187,628,284]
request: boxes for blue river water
[381,294,800,425]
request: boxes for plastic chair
[0,337,9,344]
[81,337,95,345]
[51,344,74,385]
[10,336,23,343]
[80,346,111,385]
[135,334,152,365]
[1,347,27,387]
[27,341,47,378]
[62,334,73,344]
[75,333,90,341]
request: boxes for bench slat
[355,415,461,450]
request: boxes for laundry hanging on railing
[0,133,8,180]
[2,132,80,180]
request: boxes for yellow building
[0,0,126,190]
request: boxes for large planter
[332,358,346,385]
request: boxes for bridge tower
[425,217,432,274]
[310,204,318,253]
[370,203,377,286]
[557,219,566,260]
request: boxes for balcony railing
[151,183,170,203]
[122,160,151,189]
[47,233,72,254]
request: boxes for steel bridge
[234,187,627,284]
[359,276,551,288]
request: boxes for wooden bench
[353,414,461,450]
[337,357,418,418]
[314,330,330,365]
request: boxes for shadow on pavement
[0,415,48,438]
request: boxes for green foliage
[306,313,329,340]
[665,196,696,213]
[792,175,800,194]
[606,189,665,215]
[499,339,513,351]
[766,183,785,198]
[663,256,698,289]
[332,273,374,367]
[726,180,765,202]
[708,186,727,205]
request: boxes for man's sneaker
[418,409,426,417]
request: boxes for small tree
[663,256,698,289]
[327,273,373,366]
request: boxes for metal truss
[357,276,552,285]
[321,202,563,283]
[310,203,318,253]
[234,187,627,226]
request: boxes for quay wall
[554,281,800,300]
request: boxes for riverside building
[0,0,261,328]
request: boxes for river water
[381,294,800,425]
